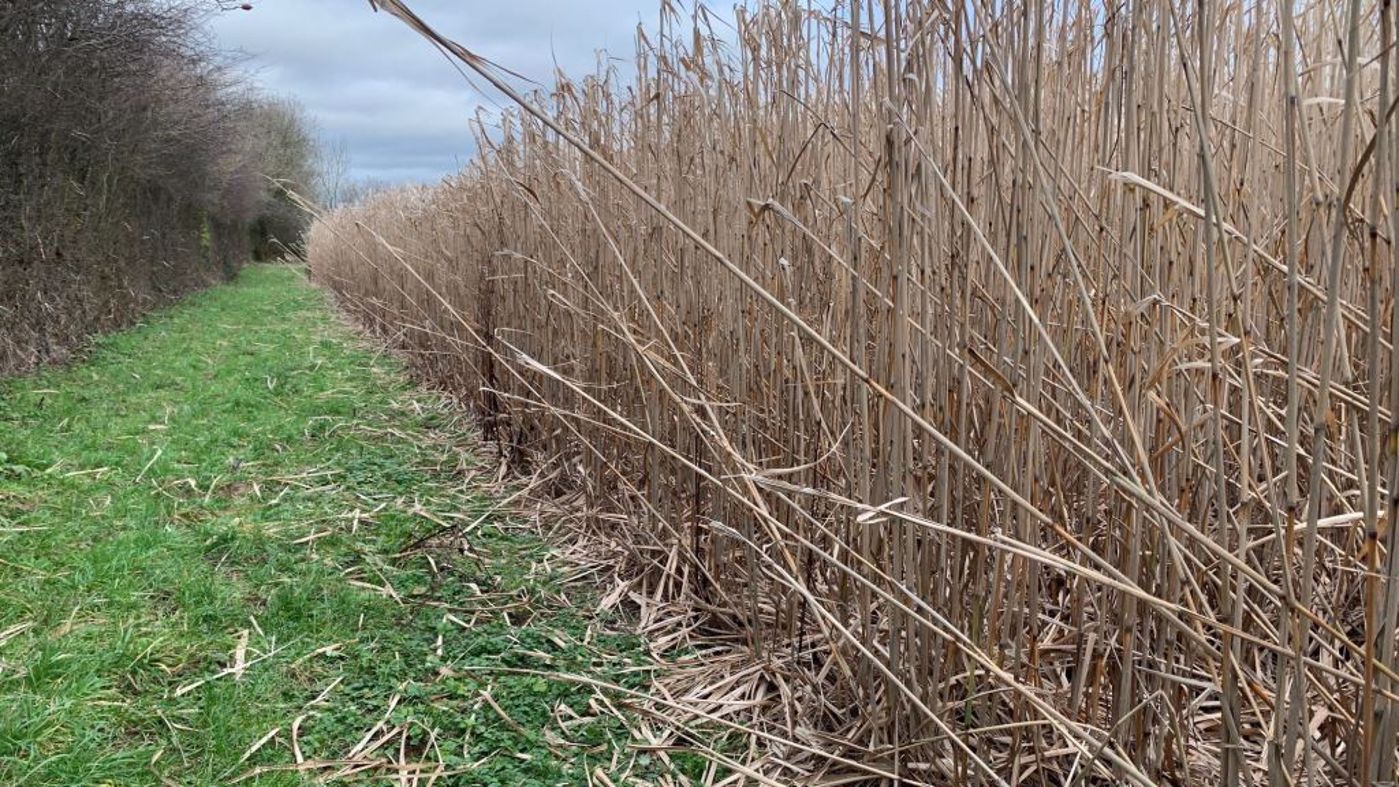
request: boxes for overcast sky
[209,1,663,185]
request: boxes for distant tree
[234,97,320,259]
[314,138,353,209]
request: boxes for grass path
[0,265,694,785]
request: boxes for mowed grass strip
[0,265,696,785]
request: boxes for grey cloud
[210,0,656,184]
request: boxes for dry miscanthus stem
[309,1,1397,783]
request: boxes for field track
[0,265,698,785]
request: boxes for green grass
[0,265,704,785]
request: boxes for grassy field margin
[0,265,703,785]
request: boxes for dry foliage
[309,0,1399,783]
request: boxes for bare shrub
[0,0,318,374]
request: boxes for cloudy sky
[208,1,663,185]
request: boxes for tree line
[0,0,320,375]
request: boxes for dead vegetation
[309,0,1398,783]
